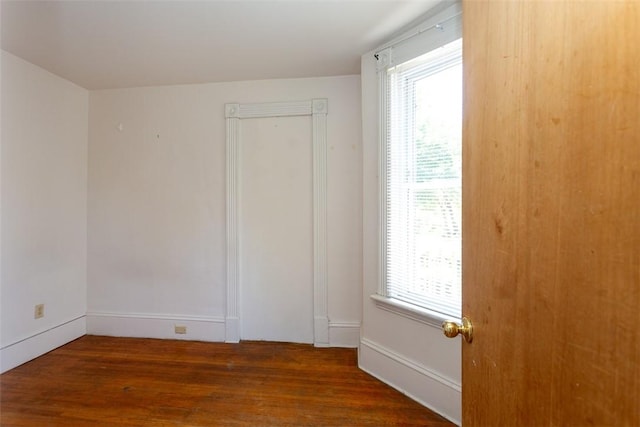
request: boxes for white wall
[359,40,462,425]
[1,51,88,373]
[87,76,362,346]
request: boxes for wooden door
[462,1,639,425]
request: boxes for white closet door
[239,115,314,343]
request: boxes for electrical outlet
[34,304,45,319]
[174,325,187,334]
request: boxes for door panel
[240,116,314,343]
[463,1,639,425]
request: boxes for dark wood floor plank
[1,335,454,426]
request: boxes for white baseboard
[359,337,461,426]
[86,313,358,348]
[329,321,360,347]
[86,312,226,342]
[0,316,86,373]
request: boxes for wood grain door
[462,1,640,425]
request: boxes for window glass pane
[385,39,462,318]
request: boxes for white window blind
[378,4,462,320]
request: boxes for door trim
[224,99,329,346]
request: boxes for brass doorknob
[442,317,473,343]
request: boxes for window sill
[370,294,460,329]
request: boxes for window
[374,5,462,323]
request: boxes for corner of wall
[1,51,89,373]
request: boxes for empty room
[1,1,638,426]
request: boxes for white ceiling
[1,0,441,90]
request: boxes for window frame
[371,3,463,327]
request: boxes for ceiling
[1,0,441,90]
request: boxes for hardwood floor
[0,336,454,426]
